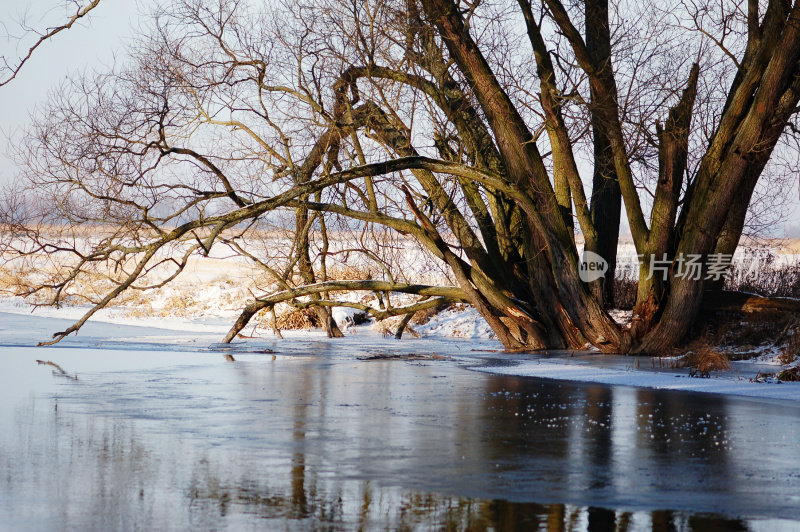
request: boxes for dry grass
[372,319,394,337]
[159,294,193,317]
[726,259,800,299]
[777,367,800,381]
[0,266,114,306]
[680,312,787,364]
[779,325,800,363]
[311,265,375,297]
[609,254,800,311]
[611,276,638,310]
[778,238,800,254]
[275,307,321,329]
[0,266,30,295]
[410,301,451,326]
[373,316,421,338]
[711,310,795,348]
[323,265,374,281]
[678,346,731,373]
[777,350,799,365]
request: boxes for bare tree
[4,0,800,353]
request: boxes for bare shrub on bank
[726,262,800,299]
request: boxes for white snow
[414,304,496,339]
[331,306,364,329]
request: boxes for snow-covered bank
[0,300,502,356]
[475,358,800,402]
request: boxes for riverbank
[2,300,799,402]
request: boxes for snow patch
[416,305,495,339]
[331,306,366,329]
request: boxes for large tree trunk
[585,0,622,308]
[632,3,800,353]
[264,0,800,354]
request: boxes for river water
[1,340,799,531]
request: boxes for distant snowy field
[1,237,799,402]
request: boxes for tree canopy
[3,0,800,353]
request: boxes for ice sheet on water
[2,299,798,402]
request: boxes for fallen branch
[701,290,800,314]
[223,280,465,343]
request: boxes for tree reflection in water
[0,351,794,530]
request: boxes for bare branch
[1,1,102,87]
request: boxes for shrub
[275,307,321,329]
[678,347,731,373]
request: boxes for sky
[0,0,145,185]
[1,0,798,238]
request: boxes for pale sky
[1,0,798,237]
[0,0,145,185]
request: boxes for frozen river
[2,332,800,531]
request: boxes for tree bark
[585,0,622,307]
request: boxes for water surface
[1,342,799,531]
